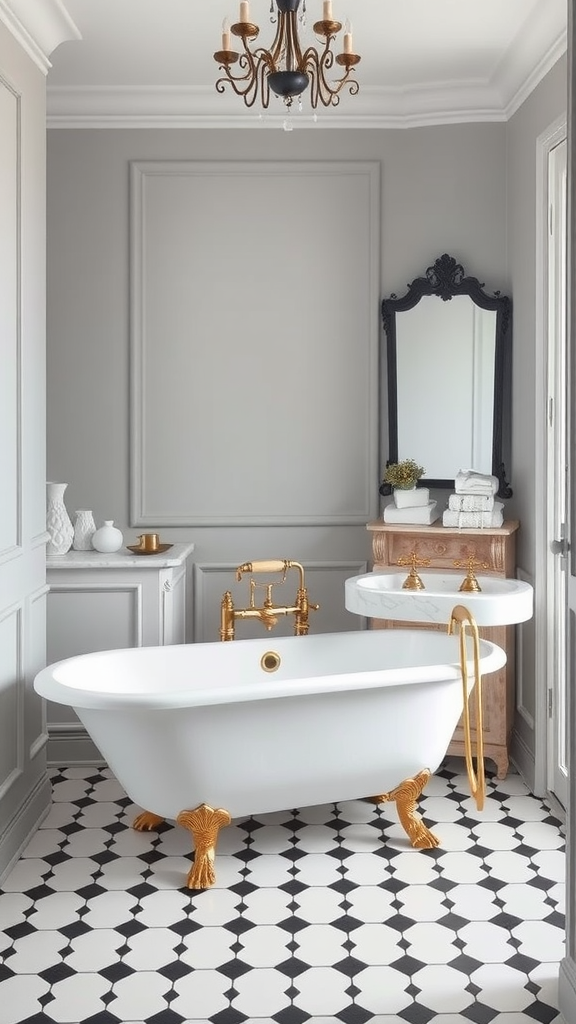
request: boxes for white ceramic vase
[46,482,74,555]
[92,520,124,553]
[72,510,96,550]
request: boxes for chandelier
[213,0,361,111]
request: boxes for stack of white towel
[442,470,504,528]
[383,487,438,524]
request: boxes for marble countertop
[46,541,195,570]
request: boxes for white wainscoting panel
[130,160,380,527]
[47,584,142,662]
[27,583,49,761]
[194,561,368,644]
[0,605,22,799]
[0,76,20,554]
[45,584,142,735]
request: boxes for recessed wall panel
[130,161,379,527]
[0,78,20,550]
[28,586,48,758]
[47,587,139,664]
[0,609,21,791]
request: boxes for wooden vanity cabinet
[366,520,520,779]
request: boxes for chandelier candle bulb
[343,20,353,53]
[222,18,231,49]
[239,1,249,22]
[323,1,333,20]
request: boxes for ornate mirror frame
[381,253,513,498]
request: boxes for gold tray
[126,544,173,556]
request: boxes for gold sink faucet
[397,551,431,591]
[454,554,489,593]
[220,560,319,641]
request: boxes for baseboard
[47,723,105,766]
[560,955,576,1024]
[509,727,537,793]
[0,772,52,885]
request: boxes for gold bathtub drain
[261,651,281,673]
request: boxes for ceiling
[31,0,571,128]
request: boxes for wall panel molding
[0,74,22,556]
[130,160,380,528]
[516,567,535,730]
[48,583,144,649]
[0,604,23,800]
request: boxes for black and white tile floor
[0,758,565,1024]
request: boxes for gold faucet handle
[236,560,288,580]
[397,552,431,572]
[454,555,489,593]
[454,554,489,573]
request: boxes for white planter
[393,486,430,509]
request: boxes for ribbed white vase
[46,482,74,555]
[72,510,96,550]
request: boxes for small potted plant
[384,458,424,489]
[381,459,428,508]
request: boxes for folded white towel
[384,501,438,525]
[442,502,504,529]
[448,493,495,513]
[454,470,499,496]
[393,487,430,509]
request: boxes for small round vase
[92,520,124,553]
[46,482,74,555]
[72,510,96,551]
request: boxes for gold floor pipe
[448,604,485,811]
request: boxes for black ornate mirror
[381,254,512,499]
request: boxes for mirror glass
[382,254,512,497]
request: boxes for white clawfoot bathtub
[35,628,505,888]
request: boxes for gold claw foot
[132,810,165,831]
[177,803,232,889]
[372,768,440,849]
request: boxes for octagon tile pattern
[0,758,565,1024]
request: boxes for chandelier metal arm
[302,42,359,107]
[216,51,272,108]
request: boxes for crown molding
[0,0,80,74]
[503,29,567,119]
[493,0,567,118]
[46,80,509,130]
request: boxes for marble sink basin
[345,569,533,626]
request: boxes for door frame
[534,112,567,801]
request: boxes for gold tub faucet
[220,559,319,641]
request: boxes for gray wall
[46,122,507,538]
